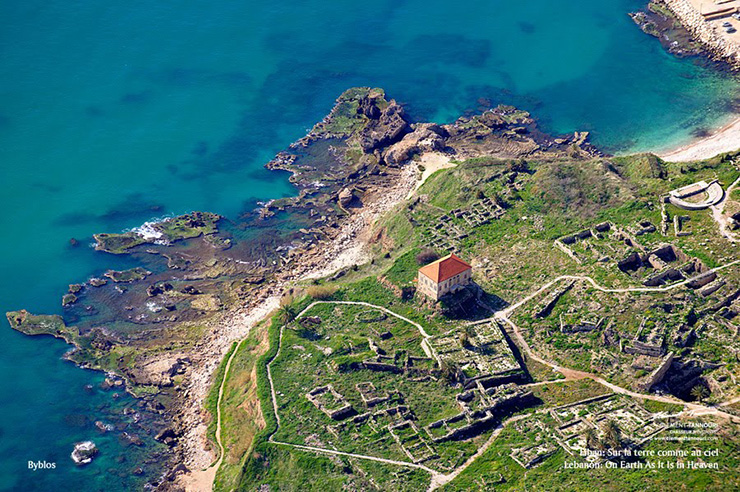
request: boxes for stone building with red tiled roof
[417,253,472,300]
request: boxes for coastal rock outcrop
[356,99,410,153]
[338,187,355,207]
[154,427,179,447]
[127,356,189,387]
[383,123,447,165]
[71,441,98,465]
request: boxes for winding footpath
[212,259,740,489]
[264,300,440,478]
[710,174,740,243]
[487,262,740,424]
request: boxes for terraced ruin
[215,127,740,491]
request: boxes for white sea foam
[146,301,162,313]
[125,214,177,242]
[131,221,164,241]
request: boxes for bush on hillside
[306,285,337,300]
[416,248,439,265]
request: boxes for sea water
[0,0,737,489]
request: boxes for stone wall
[637,351,675,392]
[658,0,740,67]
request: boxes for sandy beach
[659,115,740,162]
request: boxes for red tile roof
[418,253,471,283]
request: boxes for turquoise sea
[0,0,738,489]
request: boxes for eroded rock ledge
[6,87,599,488]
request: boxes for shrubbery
[306,285,337,300]
[416,248,439,265]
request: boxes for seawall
[657,0,740,68]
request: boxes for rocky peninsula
[6,87,599,489]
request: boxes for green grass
[530,379,610,407]
[640,399,684,414]
[227,151,740,490]
[205,341,238,455]
[441,416,740,491]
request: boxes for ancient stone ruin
[306,385,355,420]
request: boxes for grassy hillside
[213,151,740,491]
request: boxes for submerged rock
[71,441,98,465]
[95,421,113,433]
[154,428,178,447]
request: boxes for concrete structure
[417,253,472,300]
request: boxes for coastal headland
[7,4,740,488]
[6,87,601,488]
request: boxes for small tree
[416,248,440,265]
[401,286,416,300]
[684,307,698,327]
[602,420,622,449]
[459,332,470,348]
[585,428,601,450]
[439,360,458,384]
[277,295,296,324]
[690,384,709,402]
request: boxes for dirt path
[313,300,433,337]
[719,395,740,407]
[271,441,439,474]
[476,261,740,321]
[710,174,740,243]
[499,315,739,421]
[427,413,530,490]
[408,152,457,199]
[182,326,260,492]
[218,260,740,489]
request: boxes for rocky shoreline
[7,88,598,490]
[634,0,740,69]
[171,90,602,489]
[630,2,706,58]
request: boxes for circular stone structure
[667,179,725,210]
